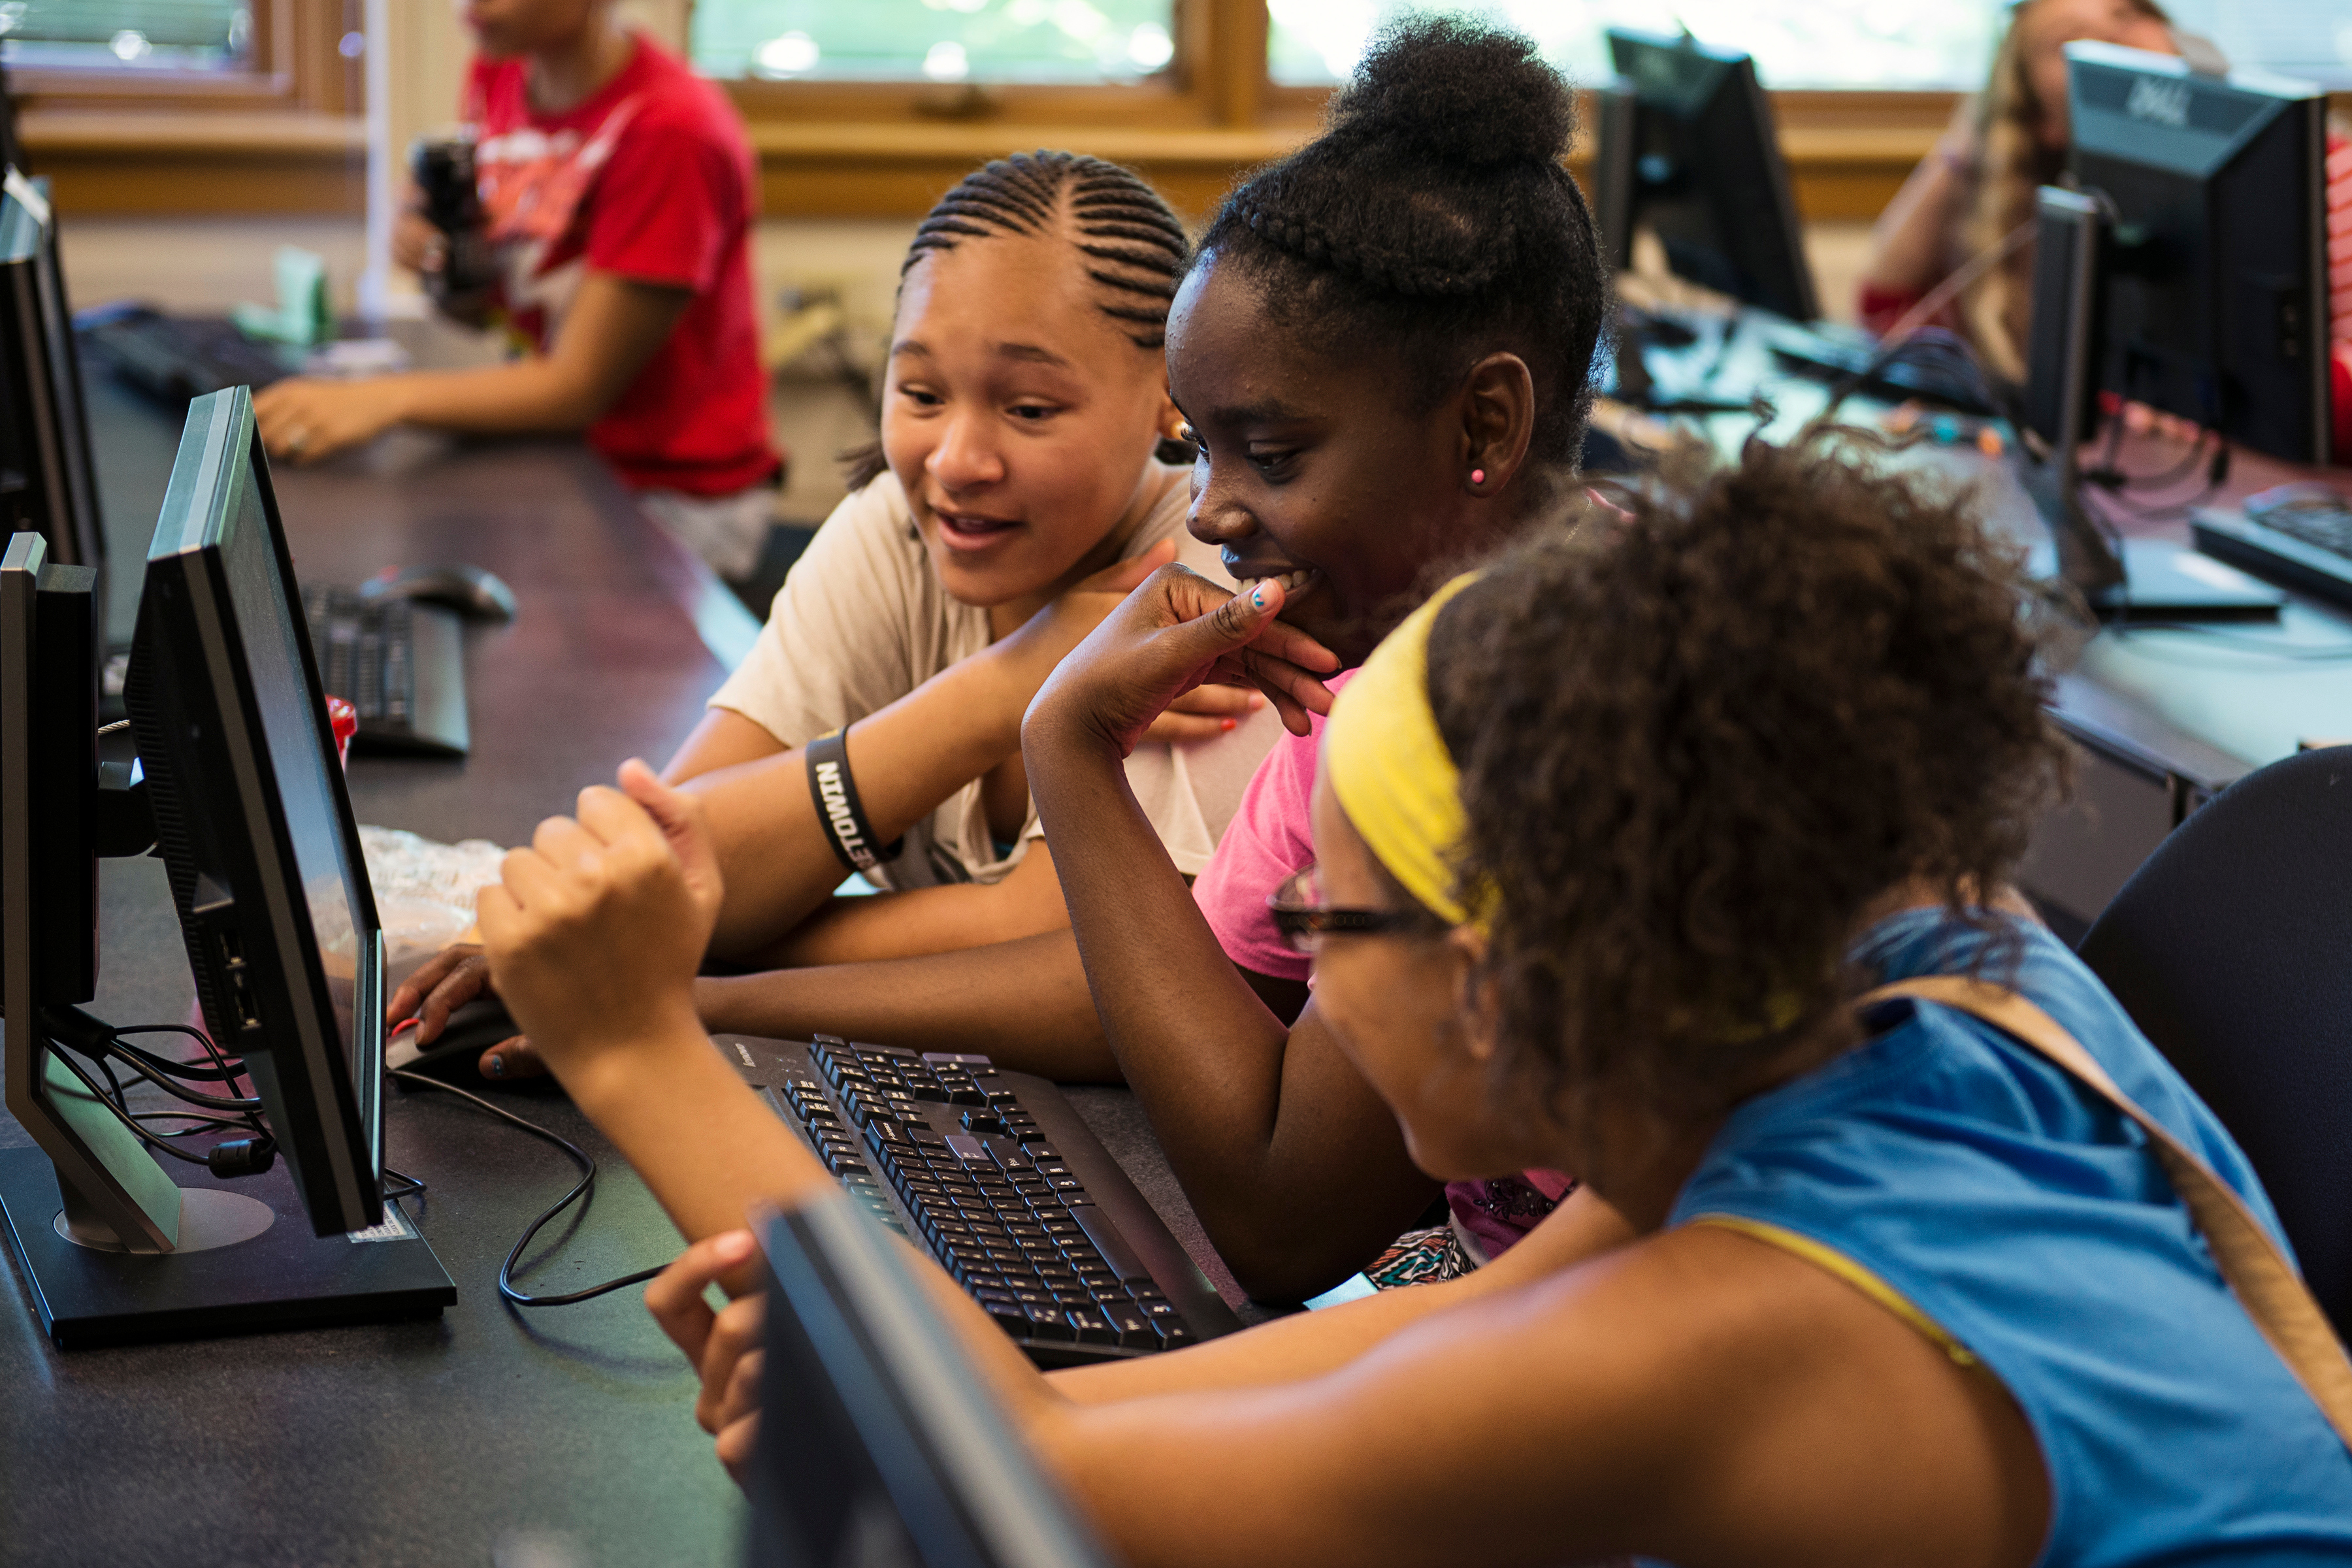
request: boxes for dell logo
[2125,75,2191,129]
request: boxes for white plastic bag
[358,825,506,973]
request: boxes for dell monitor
[0,387,450,1348]
[0,172,103,602]
[2066,41,2331,465]
[1595,30,1818,323]
[751,1194,1114,1568]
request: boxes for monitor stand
[0,1135,453,1350]
[2021,442,2285,623]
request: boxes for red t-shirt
[464,36,779,497]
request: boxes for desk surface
[2,365,1253,1568]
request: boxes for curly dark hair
[1420,433,2070,1120]
[1194,15,1607,469]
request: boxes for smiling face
[1305,771,1558,1182]
[1166,255,1518,665]
[883,233,1179,614]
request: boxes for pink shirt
[1190,666,1570,1262]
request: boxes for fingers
[477,1036,547,1081]
[414,955,492,1044]
[715,1407,761,1492]
[1139,709,1249,745]
[617,757,723,906]
[387,942,484,1026]
[1164,685,1265,718]
[696,1293,767,1436]
[645,1228,759,1368]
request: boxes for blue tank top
[1671,908,2352,1565]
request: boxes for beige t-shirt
[708,463,1281,891]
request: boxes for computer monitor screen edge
[126,385,385,1237]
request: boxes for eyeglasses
[1266,866,1438,955]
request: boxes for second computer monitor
[125,386,387,1237]
[0,172,101,578]
[2066,41,2331,466]
[1599,29,1818,322]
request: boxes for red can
[325,694,357,771]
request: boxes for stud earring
[1470,468,1486,485]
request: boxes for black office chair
[2076,745,2352,1335]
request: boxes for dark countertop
[3,362,1259,1568]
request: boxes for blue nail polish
[485,1054,505,1079]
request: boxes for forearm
[689,660,1030,955]
[696,928,1120,1082]
[1864,148,1963,295]
[755,852,1070,968]
[373,357,614,436]
[1028,733,1426,1298]
[1052,1187,1633,1403]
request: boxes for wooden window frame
[8,0,367,216]
[7,0,362,116]
[715,0,1956,221]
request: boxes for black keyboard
[301,584,470,758]
[81,306,299,406]
[727,1034,1240,1367]
[2193,486,2352,612]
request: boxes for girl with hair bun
[479,434,2352,1561]
[389,150,1283,1077]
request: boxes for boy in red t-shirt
[253,0,781,579]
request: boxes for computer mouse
[360,561,517,623]
[387,996,529,1086]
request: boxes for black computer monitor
[125,385,386,1235]
[0,173,104,587]
[1595,29,1818,322]
[0,387,451,1348]
[751,1195,1113,1568]
[2066,41,2331,466]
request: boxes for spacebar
[1071,1203,1150,1282]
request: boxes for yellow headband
[1324,573,1480,926]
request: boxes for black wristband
[805,727,902,874]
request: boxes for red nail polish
[1220,717,1236,731]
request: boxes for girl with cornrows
[390,152,1282,1072]
[471,433,2352,1563]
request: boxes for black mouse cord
[387,1068,666,1307]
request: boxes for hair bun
[1326,16,1575,171]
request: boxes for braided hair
[845,150,1190,490]
[1196,16,1607,467]
[906,150,1190,351]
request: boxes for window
[0,0,251,73]
[692,0,1180,85]
[1267,0,2007,92]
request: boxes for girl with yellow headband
[459,433,2352,1561]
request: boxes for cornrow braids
[904,150,1190,351]
[839,150,1190,491]
[1196,16,1607,468]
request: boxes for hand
[987,538,1179,702]
[1139,683,1266,745]
[385,941,549,1081]
[252,377,414,464]
[474,759,726,1081]
[393,209,446,278]
[1026,566,1340,761]
[646,1228,768,1489]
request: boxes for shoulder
[463,56,523,126]
[611,37,754,155]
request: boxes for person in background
[252,0,782,583]
[1861,0,2178,385]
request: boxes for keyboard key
[1101,1302,1156,1349]
[961,1111,1007,1136]
[1153,1319,1196,1350]
[1070,1205,1150,1282]
[1066,1307,1119,1346]
[979,1299,1029,1338]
